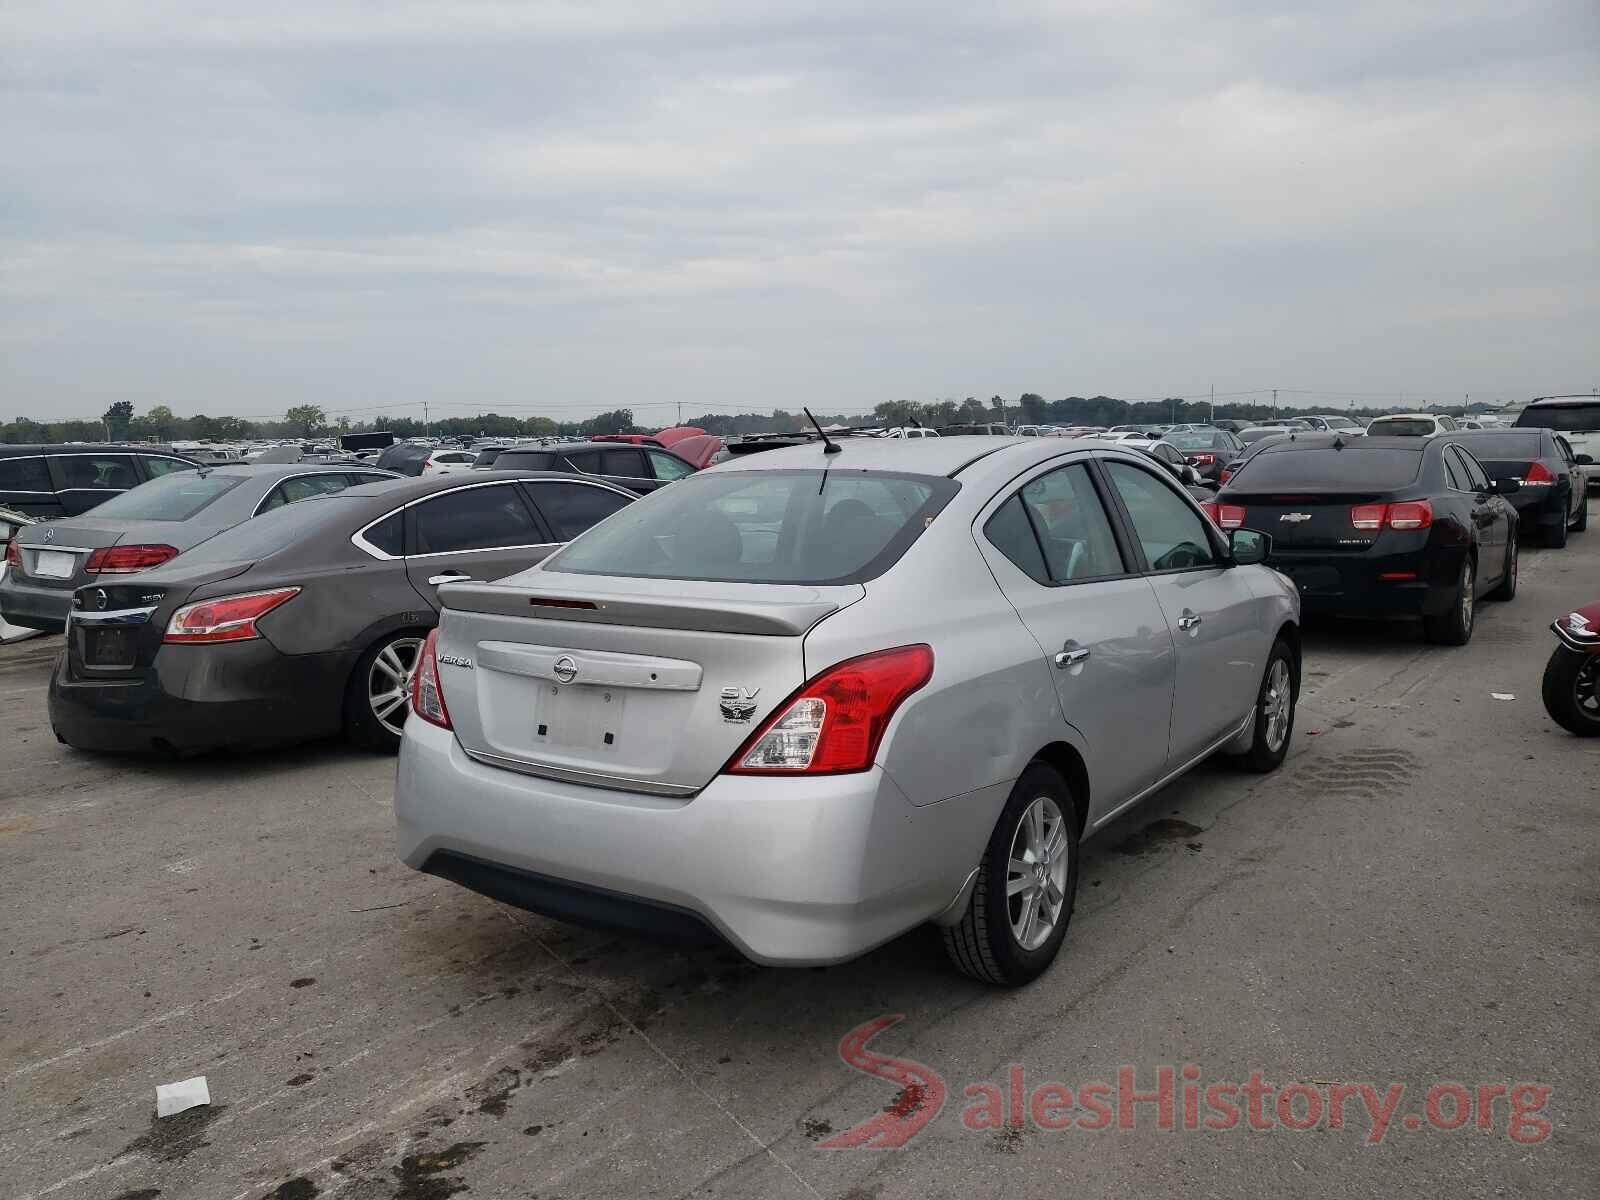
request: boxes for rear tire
[1546,509,1568,548]
[344,629,428,753]
[1488,533,1517,601]
[1571,496,1588,532]
[1541,647,1600,737]
[943,763,1080,988]
[1423,558,1475,646]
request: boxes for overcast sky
[2,1,1595,425]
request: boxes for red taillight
[1189,452,1216,466]
[1219,468,1232,485]
[410,627,452,729]
[727,645,934,776]
[85,544,180,574]
[1350,504,1386,531]
[1522,461,1554,485]
[1201,503,1247,529]
[4,539,19,568]
[1350,501,1432,532]
[164,587,300,644]
[1386,500,1432,530]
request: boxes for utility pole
[1272,388,1278,408]
[676,400,682,426]
[1209,384,1214,423]
[422,401,430,438]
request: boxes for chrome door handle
[428,571,473,586]
[1177,611,1202,631]
[1054,647,1091,668]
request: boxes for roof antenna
[805,407,842,455]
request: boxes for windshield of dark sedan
[83,471,247,521]
[1516,403,1600,433]
[545,469,957,584]
[1233,448,1424,489]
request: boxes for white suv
[1516,397,1600,490]
[1365,412,1458,438]
[421,449,478,475]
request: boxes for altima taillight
[86,544,180,574]
[410,628,453,729]
[1350,501,1432,532]
[164,587,300,644]
[726,645,933,775]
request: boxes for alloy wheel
[369,637,424,737]
[1460,562,1474,633]
[1006,796,1070,951]
[1263,658,1293,753]
[1576,658,1600,719]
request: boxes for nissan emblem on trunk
[553,655,578,684]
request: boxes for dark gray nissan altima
[2,462,398,632]
[48,471,635,755]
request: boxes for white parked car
[420,449,479,474]
[1515,396,1600,490]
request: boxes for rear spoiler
[438,580,852,636]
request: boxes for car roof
[1526,396,1600,407]
[1253,433,1427,454]
[0,443,194,458]
[334,469,630,503]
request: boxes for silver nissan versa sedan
[395,437,1301,986]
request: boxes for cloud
[1,0,1595,420]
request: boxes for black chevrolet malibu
[49,472,634,755]
[1209,435,1519,645]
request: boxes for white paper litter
[1490,693,1516,701]
[156,1076,210,1117]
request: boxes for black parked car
[1160,428,1246,482]
[49,472,636,756]
[1209,435,1519,644]
[493,441,696,494]
[0,444,198,518]
[2,462,397,632]
[1440,429,1589,548]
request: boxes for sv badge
[719,686,761,723]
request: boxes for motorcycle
[1542,602,1600,737]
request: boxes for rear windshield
[171,494,342,564]
[496,451,555,470]
[86,471,246,521]
[1238,428,1286,444]
[1165,431,1219,450]
[1232,448,1423,490]
[1516,403,1600,433]
[1368,419,1435,436]
[1448,432,1542,457]
[545,469,957,584]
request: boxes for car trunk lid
[435,572,864,796]
[64,560,257,679]
[1223,490,1395,551]
[14,519,136,590]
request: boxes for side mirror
[1486,477,1519,496]
[1229,528,1270,565]
[1577,453,1595,466]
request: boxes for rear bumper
[1269,552,1460,618]
[0,572,71,631]
[48,641,350,754]
[1509,490,1572,528]
[394,717,993,966]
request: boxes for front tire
[943,763,1080,987]
[344,630,428,752]
[1423,558,1475,645]
[1541,647,1600,737]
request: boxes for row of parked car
[3,418,1592,989]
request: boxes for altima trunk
[435,575,864,796]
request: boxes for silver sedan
[394,436,1300,986]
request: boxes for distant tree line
[0,394,1494,446]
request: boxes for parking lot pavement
[3,507,1596,1200]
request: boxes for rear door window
[51,454,139,491]
[141,456,197,479]
[0,456,52,492]
[525,481,633,542]
[1453,448,1490,491]
[546,470,955,584]
[259,474,353,512]
[1103,461,1218,572]
[983,495,1050,584]
[411,483,541,554]
[600,448,647,478]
